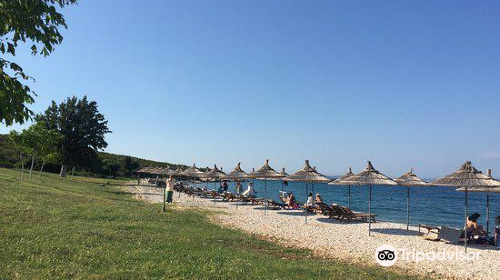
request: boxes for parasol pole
[486,193,490,237]
[406,186,410,230]
[264,179,268,214]
[162,183,167,212]
[305,183,309,224]
[464,186,468,252]
[369,184,372,236]
[348,186,351,209]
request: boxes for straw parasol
[277,168,289,192]
[329,167,355,208]
[249,159,285,212]
[455,168,500,241]
[285,160,331,223]
[204,164,226,190]
[224,162,249,181]
[136,166,152,185]
[205,164,226,180]
[180,163,206,178]
[432,161,500,252]
[394,168,429,230]
[181,163,207,189]
[340,161,397,236]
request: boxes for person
[235,181,243,195]
[217,183,224,194]
[305,192,313,207]
[304,192,314,212]
[495,216,500,247]
[287,193,298,209]
[315,193,323,204]
[467,213,481,229]
[242,182,255,197]
[222,181,229,192]
[165,175,174,203]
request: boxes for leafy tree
[123,156,139,177]
[28,122,63,177]
[8,130,26,180]
[0,0,77,126]
[36,96,111,177]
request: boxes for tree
[0,0,77,126]
[8,130,26,180]
[28,122,63,177]
[36,96,111,177]
[123,156,139,177]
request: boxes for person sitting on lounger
[315,194,323,204]
[494,216,500,247]
[304,193,315,212]
[286,193,298,209]
[242,182,256,197]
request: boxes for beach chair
[328,204,377,222]
[439,226,462,244]
[266,199,287,210]
[222,192,238,202]
[419,224,441,241]
[249,196,265,205]
[237,195,252,204]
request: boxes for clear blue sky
[2,0,500,178]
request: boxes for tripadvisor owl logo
[375,244,398,267]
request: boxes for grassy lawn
[0,168,417,279]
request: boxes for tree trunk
[19,153,24,181]
[39,161,46,178]
[71,167,75,176]
[29,156,35,180]
[60,165,67,177]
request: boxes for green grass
[0,168,418,279]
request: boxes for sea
[194,179,500,232]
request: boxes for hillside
[0,134,187,177]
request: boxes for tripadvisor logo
[375,244,397,267]
[375,244,481,266]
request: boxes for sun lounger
[222,192,239,202]
[266,199,287,210]
[248,196,265,205]
[328,204,377,222]
[419,224,441,241]
[439,226,462,244]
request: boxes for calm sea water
[195,179,500,231]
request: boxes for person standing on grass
[166,175,174,203]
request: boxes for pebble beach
[126,184,500,280]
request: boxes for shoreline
[125,184,500,280]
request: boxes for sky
[2,0,500,178]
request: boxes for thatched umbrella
[278,168,289,192]
[394,168,429,230]
[432,161,500,251]
[285,160,331,223]
[455,168,500,241]
[329,167,355,208]
[340,161,397,236]
[224,162,249,181]
[136,166,152,185]
[249,159,285,212]
[205,164,226,190]
[181,163,207,189]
